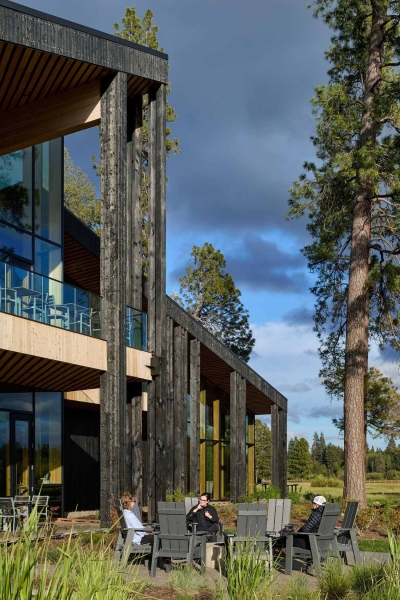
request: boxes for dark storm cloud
[283,306,314,326]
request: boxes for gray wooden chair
[0,497,17,531]
[265,498,292,566]
[150,502,206,577]
[334,501,361,565]
[224,503,271,568]
[113,500,153,566]
[285,503,341,575]
[185,496,225,543]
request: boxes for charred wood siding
[190,339,200,494]
[99,72,127,526]
[271,406,287,498]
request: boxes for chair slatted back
[316,503,340,554]
[267,499,291,537]
[0,497,15,514]
[185,497,198,516]
[158,502,188,552]
[237,503,267,538]
[32,495,49,507]
[115,501,129,532]
[341,501,359,529]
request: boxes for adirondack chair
[185,497,225,543]
[285,503,341,575]
[113,501,153,566]
[265,499,292,566]
[334,501,361,565]
[224,503,271,569]
[150,502,206,577]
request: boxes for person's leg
[293,536,308,550]
[141,534,154,546]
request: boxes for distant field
[296,481,400,503]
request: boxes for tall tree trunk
[343,2,386,507]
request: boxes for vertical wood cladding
[190,339,200,494]
[271,405,287,497]
[230,371,246,502]
[99,71,127,526]
[146,84,167,520]
[126,95,143,311]
[230,371,238,502]
[64,407,100,513]
[165,316,174,495]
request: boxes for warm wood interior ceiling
[64,233,101,296]
[0,41,155,113]
[0,349,103,391]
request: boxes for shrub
[386,470,400,480]
[287,491,301,504]
[166,488,196,502]
[238,486,281,504]
[366,472,384,480]
[316,558,352,599]
[169,565,203,595]
[309,475,342,488]
[224,539,274,600]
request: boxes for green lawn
[358,539,390,553]
[296,481,400,504]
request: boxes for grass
[297,481,400,505]
[358,539,390,553]
[169,565,203,596]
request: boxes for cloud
[308,404,342,419]
[280,383,312,393]
[283,306,314,326]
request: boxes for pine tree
[177,243,255,362]
[255,419,272,480]
[288,438,312,479]
[64,148,100,232]
[288,0,400,506]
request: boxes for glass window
[0,393,33,412]
[0,148,32,231]
[35,140,62,244]
[0,223,32,262]
[35,392,62,485]
[35,239,62,281]
[0,412,10,496]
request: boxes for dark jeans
[293,535,309,550]
[140,534,154,546]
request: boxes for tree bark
[343,2,386,507]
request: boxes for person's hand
[205,510,212,519]
[195,504,203,512]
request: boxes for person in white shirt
[121,492,153,546]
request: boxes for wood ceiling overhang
[64,210,288,415]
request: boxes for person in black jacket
[293,495,326,549]
[187,492,219,542]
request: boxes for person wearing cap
[293,495,327,549]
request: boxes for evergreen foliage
[64,148,100,232]
[288,0,400,505]
[254,419,271,480]
[288,437,312,478]
[176,243,255,362]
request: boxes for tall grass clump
[349,562,385,597]
[316,558,352,599]
[0,505,145,599]
[223,539,274,600]
[169,565,203,596]
[284,577,321,600]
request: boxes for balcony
[0,261,148,350]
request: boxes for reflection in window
[0,149,32,231]
[0,412,10,496]
[0,223,32,262]
[35,392,62,485]
[35,239,62,281]
[35,141,62,244]
[0,393,33,412]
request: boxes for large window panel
[0,223,32,262]
[35,392,62,485]
[0,148,32,231]
[34,239,62,281]
[35,140,62,244]
[0,393,33,412]
[0,412,10,496]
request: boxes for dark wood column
[147,84,167,520]
[99,71,127,525]
[190,339,200,494]
[271,405,287,497]
[173,326,188,491]
[165,316,174,495]
[230,372,246,501]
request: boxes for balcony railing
[126,306,147,351]
[0,261,148,349]
[0,261,103,339]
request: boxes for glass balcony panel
[126,306,148,351]
[0,259,102,339]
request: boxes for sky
[24,0,400,449]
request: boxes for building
[0,0,287,523]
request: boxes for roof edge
[0,0,168,60]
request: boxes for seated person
[121,492,153,546]
[292,495,326,549]
[186,492,219,542]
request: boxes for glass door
[11,414,33,497]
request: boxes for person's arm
[204,505,219,523]
[187,504,202,521]
[123,510,146,543]
[298,509,321,533]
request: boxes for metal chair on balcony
[0,287,21,315]
[47,295,70,329]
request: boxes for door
[10,414,33,497]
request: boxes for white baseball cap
[312,495,327,506]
